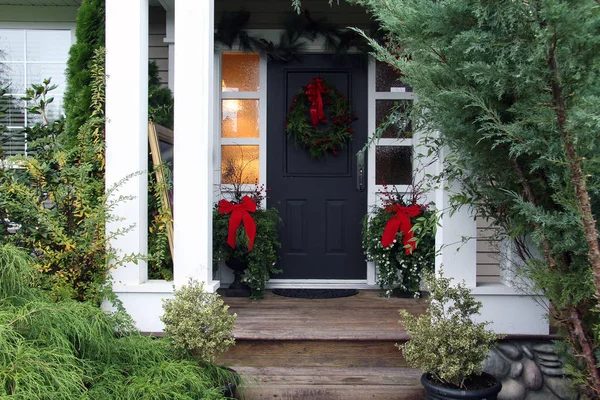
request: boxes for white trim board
[266,279,377,290]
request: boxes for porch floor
[221,289,427,341]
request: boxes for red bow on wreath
[218,196,257,251]
[381,204,421,255]
[305,78,329,127]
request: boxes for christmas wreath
[285,78,357,159]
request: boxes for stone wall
[483,340,578,400]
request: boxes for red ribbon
[218,196,257,251]
[381,205,421,254]
[305,78,329,127]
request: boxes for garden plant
[353,0,600,395]
[0,243,235,399]
[362,183,436,297]
[399,271,503,397]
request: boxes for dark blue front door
[267,54,368,280]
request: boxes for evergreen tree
[354,0,600,395]
[62,0,105,151]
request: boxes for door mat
[271,289,359,299]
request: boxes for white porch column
[105,0,149,285]
[173,0,219,291]
[435,149,477,287]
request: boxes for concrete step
[234,366,424,400]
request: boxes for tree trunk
[548,36,600,393]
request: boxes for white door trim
[215,37,378,288]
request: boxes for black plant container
[225,257,252,297]
[421,373,502,400]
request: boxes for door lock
[357,153,365,192]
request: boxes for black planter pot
[220,366,240,398]
[421,373,502,400]
[225,257,252,297]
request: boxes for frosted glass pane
[376,100,412,138]
[376,60,412,92]
[376,146,412,185]
[0,29,25,61]
[26,30,71,62]
[27,64,67,93]
[1,63,25,93]
[222,99,259,138]
[221,145,259,184]
[222,52,260,92]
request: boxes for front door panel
[267,55,368,280]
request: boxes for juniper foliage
[353,0,600,394]
[62,0,105,151]
[0,244,234,399]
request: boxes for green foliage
[0,83,9,158]
[63,0,105,151]
[362,186,436,296]
[399,271,503,388]
[354,0,600,393]
[286,80,356,159]
[161,280,237,364]
[148,60,174,129]
[213,201,282,299]
[0,243,233,400]
[147,161,173,280]
[0,50,112,304]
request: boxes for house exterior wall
[0,1,547,336]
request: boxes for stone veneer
[483,341,578,400]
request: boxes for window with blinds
[0,28,72,157]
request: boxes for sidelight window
[371,60,415,187]
[218,52,265,186]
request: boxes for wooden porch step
[234,366,424,400]
[223,290,427,341]
[218,339,409,368]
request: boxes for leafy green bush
[398,271,503,388]
[0,243,234,399]
[362,185,436,297]
[213,185,282,299]
[0,50,114,304]
[148,60,174,129]
[63,0,105,151]
[161,280,236,363]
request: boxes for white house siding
[149,6,168,87]
[0,5,78,23]
[477,216,502,283]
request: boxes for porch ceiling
[0,0,163,5]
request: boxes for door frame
[214,30,397,289]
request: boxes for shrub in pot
[161,279,240,396]
[213,183,281,299]
[161,279,237,363]
[362,184,436,297]
[398,271,504,399]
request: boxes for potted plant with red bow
[362,183,437,297]
[213,182,282,299]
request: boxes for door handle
[357,152,365,192]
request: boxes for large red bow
[381,204,421,255]
[218,196,257,251]
[305,78,329,127]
